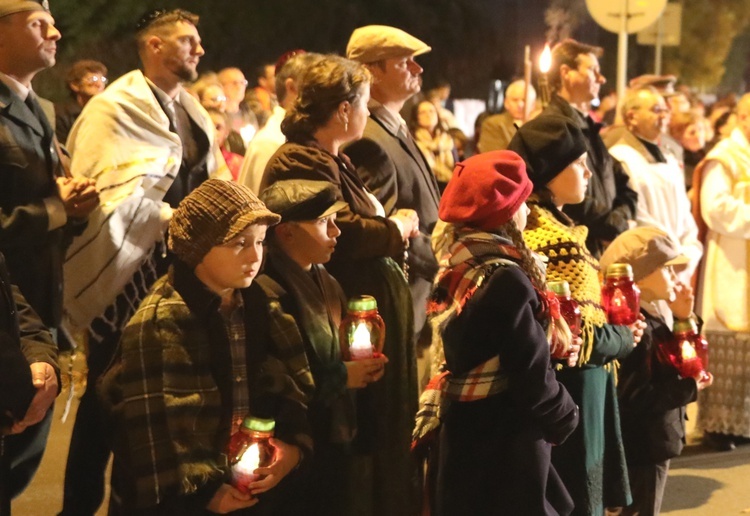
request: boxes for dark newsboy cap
[0,0,49,18]
[260,180,348,222]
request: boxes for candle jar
[548,280,582,360]
[658,318,710,382]
[601,263,641,326]
[227,416,276,493]
[339,295,385,361]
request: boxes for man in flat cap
[344,25,441,394]
[0,0,99,502]
[60,9,230,515]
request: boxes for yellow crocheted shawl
[523,201,607,366]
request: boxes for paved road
[11,395,750,515]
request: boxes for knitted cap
[507,115,587,189]
[346,25,431,64]
[439,150,532,231]
[169,179,281,267]
[599,226,690,282]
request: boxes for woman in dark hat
[509,116,646,515]
[263,54,419,516]
[430,150,579,516]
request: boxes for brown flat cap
[169,179,280,268]
[599,226,690,282]
[629,74,677,96]
[0,0,49,18]
[346,25,431,64]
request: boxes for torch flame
[235,442,260,474]
[539,44,552,74]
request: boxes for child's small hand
[695,372,714,391]
[668,282,694,320]
[566,337,581,367]
[627,314,646,346]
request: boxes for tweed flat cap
[169,179,280,267]
[629,74,677,96]
[0,0,48,18]
[599,226,690,282]
[346,25,431,64]
[260,180,347,223]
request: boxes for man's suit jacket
[0,81,80,328]
[344,106,440,283]
[477,110,517,153]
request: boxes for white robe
[63,70,230,328]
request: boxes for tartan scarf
[427,226,523,330]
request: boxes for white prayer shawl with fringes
[63,70,230,329]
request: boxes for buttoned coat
[0,81,81,327]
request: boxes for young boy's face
[637,264,677,303]
[196,223,268,295]
[285,213,341,267]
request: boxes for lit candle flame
[351,322,372,350]
[539,44,552,74]
[235,442,260,474]
[681,341,697,360]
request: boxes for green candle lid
[548,280,571,297]
[241,416,275,433]
[673,318,698,334]
[347,295,378,312]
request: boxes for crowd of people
[2,1,749,515]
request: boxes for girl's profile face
[546,152,591,207]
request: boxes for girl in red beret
[426,150,580,516]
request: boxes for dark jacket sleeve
[343,136,400,215]
[586,323,635,367]
[16,284,57,370]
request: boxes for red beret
[439,150,532,231]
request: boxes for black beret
[507,115,588,189]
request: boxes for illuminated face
[73,72,107,102]
[284,213,341,268]
[158,21,204,82]
[195,223,267,295]
[563,53,605,104]
[504,82,534,120]
[680,122,706,152]
[547,152,592,207]
[0,10,61,77]
[201,84,227,111]
[209,112,229,148]
[370,55,423,104]
[629,91,669,142]
[220,68,248,105]
[416,101,438,131]
[343,83,371,142]
[638,264,677,303]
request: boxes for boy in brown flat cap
[100,179,312,515]
[601,226,713,516]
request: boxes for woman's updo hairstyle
[281,54,372,142]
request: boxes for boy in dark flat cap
[601,226,713,516]
[259,179,387,515]
[100,179,311,515]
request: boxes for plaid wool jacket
[101,260,314,514]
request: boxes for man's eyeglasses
[82,75,107,86]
